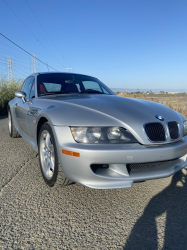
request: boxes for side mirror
[15,91,26,103]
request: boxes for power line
[0,50,33,67]
[0,58,31,76]
[0,50,37,69]
[12,57,32,67]
[46,62,49,72]
[25,0,72,68]
[3,0,66,68]
[13,60,31,69]
[0,32,59,72]
[0,41,31,56]
[14,58,46,72]
[14,66,30,74]
[14,69,28,78]
[1,49,53,73]
[14,68,29,77]
[2,54,49,73]
[38,63,48,72]
[0,48,30,60]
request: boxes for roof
[28,72,96,78]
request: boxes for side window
[21,79,27,91]
[23,77,35,99]
[29,81,35,99]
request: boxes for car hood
[40,94,185,145]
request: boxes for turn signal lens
[62,149,80,157]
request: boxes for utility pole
[65,67,72,72]
[31,54,38,73]
[6,56,14,81]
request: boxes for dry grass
[116,92,187,117]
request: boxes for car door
[27,80,40,140]
[15,76,35,135]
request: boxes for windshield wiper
[80,91,107,94]
[40,91,69,96]
[40,91,107,96]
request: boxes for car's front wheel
[38,122,72,187]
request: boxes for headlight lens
[183,121,187,136]
[87,128,101,142]
[70,127,137,144]
[70,127,87,143]
[107,127,121,139]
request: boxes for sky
[0,0,187,90]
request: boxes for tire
[38,122,73,187]
[8,109,20,138]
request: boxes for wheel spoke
[46,168,51,177]
[44,157,49,172]
[44,151,48,157]
[49,144,54,153]
[44,155,48,162]
[49,160,54,172]
[46,133,54,152]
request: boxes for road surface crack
[0,154,38,194]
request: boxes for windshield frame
[37,73,115,97]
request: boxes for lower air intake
[126,161,171,173]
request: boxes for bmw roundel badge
[155,115,164,121]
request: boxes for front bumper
[52,126,187,189]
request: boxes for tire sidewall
[38,122,59,186]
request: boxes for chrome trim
[143,122,168,143]
[167,121,181,141]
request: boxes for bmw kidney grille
[144,121,180,142]
[144,123,166,142]
[168,121,179,140]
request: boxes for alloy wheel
[40,130,55,179]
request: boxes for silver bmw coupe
[8,72,187,189]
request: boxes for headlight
[87,128,101,142]
[183,121,187,136]
[107,127,121,139]
[70,127,137,144]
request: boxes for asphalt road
[1,116,187,249]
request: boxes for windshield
[37,73,114,96]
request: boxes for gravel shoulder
[0,116,187,249]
